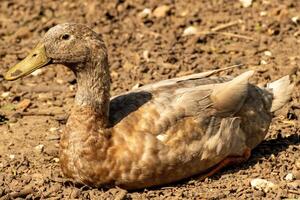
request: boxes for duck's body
[5,23,293,189]
[61,72,272,189]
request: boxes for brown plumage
[4,23,294,189]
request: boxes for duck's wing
[109,69,253,130]
[109,67,233,125]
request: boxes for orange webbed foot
[197,147,251,181]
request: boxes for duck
[4,23,294,190]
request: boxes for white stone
[239,0,253,8]
[69,85,76,91]
[153,5,170,18]
[260,11,267,16]
[182,26,198,36]
[9,154,15,160]
[260,60,268,65]
[132,83,140,90]
[138,8,151,18]
[251,178,277,192]
[285,173,295,181]
[49,127,59,132]
[35,144,44,153]
[31,68,43,76]
[291,16,299,24]
[56,79,64,84]
[1,92,10,98]
[264,51,272,57]
[143,50,150,62]
[156,134,168,142]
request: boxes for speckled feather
[8,23,293,189]
[62,72,277,189]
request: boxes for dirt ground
[0,0,299,199]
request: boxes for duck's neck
[73,52,110,128]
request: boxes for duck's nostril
[11,69,22,77]
[32,53,37,57]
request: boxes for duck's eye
[61,34,70,40]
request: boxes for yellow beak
[4,43,51,81]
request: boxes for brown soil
[0,0,300,199]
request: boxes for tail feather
[267,76,294,112]
[211,70,254,113]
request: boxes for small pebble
[1,92,10,98]
[49,127,59,132]
[239,0,253,7]
[291,16,299,24]
[143,50,150,62]
[31,68,43,76]
[9,154,15,160]
[250,178,277,192]
[264,51,272,57]
[179,10,188,17]
[15,26,31,39]
[269,154,276,161]
[153,5,170,18]
[260,60,268,65]
[9,116,18,123]
[260,11,267,16]
[56,79,64,84]
[35,144,44,153]
[16,99,31,110]
[69,85,76,91]
[284,173,295,181]
[132,83,140,90]
[138,8,151,18]
[253,190,265,197]
[182,26,198,36]
[46,135,60,141]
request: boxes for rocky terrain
[0,0,299,199]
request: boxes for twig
[7,110,66,117]
[1,109,66,117]
[176,63,244,77]
[196,31,254,41]
[211,20,243,32]
[6,187,34,199]
[19,111,63,116]
[223,63,244,69]
[184,20,255,41]
[218,32,255,41]
[15,85,69,93]
[288,189,300,195]
[15,154,26,170]
[48,177,65,183]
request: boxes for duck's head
[4,23,108,81]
